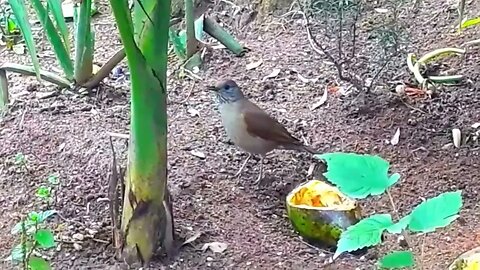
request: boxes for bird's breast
[218,102,276,155]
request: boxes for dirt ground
[1,0,479,269]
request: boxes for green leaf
[408,191,462,233]
[11,219,35,235]
[9,243,25,262]
[33,210,57,224]
[461,17,480,29]
[379,251,415,269]
[6,0,42,80]
[31,0,74,80]
[316,152,400,199]
[386,215,411,234]
[29,256,52,270]
[334,214,393,259]
[169,28,186,59]
[34,229,55,249]
[36,186,51,199]
[46,0,70,52]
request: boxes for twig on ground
[107,132,129,140]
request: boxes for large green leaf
[7,0,41,80]
[379,251,415,269]
[31,0,74,80]
[29,257,51,270]
[34,229,56,249]
[46,0,70,51]
[408,191,462,233]
[316,152,400,199]
[334,214,393,259]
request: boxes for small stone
[86,229,97,236]
[72,233,84,241]
[206,257,213,262]
[73,243,82,251]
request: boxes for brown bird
[209,79,316,184]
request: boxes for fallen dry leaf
[190,150,206,159]
[310,87,328,110]
[297,74,318,83]
[246,59,263,70]
[182,231,202,246]
[390,128,400,146]
[262,68,281,81]
[202,242,228,253]
[472,122,480,129]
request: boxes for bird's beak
[207,85,218,92]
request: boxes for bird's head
[208,79,245,104]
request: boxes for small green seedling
[8,210,57,270]
[36,173,60,204]
[13,152,27,166]
[315,152,463,269]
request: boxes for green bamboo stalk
[109,0,173,264]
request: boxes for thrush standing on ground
[209,79,317,184]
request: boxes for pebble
[72,233,84,241]
[73,243,82,251]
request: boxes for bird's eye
[224,85,230,90]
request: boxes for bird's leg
[253,156,265,185]
[234,153,251,177]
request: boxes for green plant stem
[185,0,198,58]
[0,69,8,110]
[203,17,247,56]
[31,0,74,80]
[1,63,71,87]
[74,0,94,84]
[386,189,412,249]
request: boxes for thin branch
[338,2,343,60]
[299,7,364,90]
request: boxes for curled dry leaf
[182,231,202,246]
[297,74,319,83]
[246,59,263,70]
[472,122,480,129]
[452,128,461,148]
[390,128,401,146]
[262,68,281,81]
[190,150,206,159]
[310,86,328,110]
[201,242,228,253]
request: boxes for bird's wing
[241,101,300,145]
